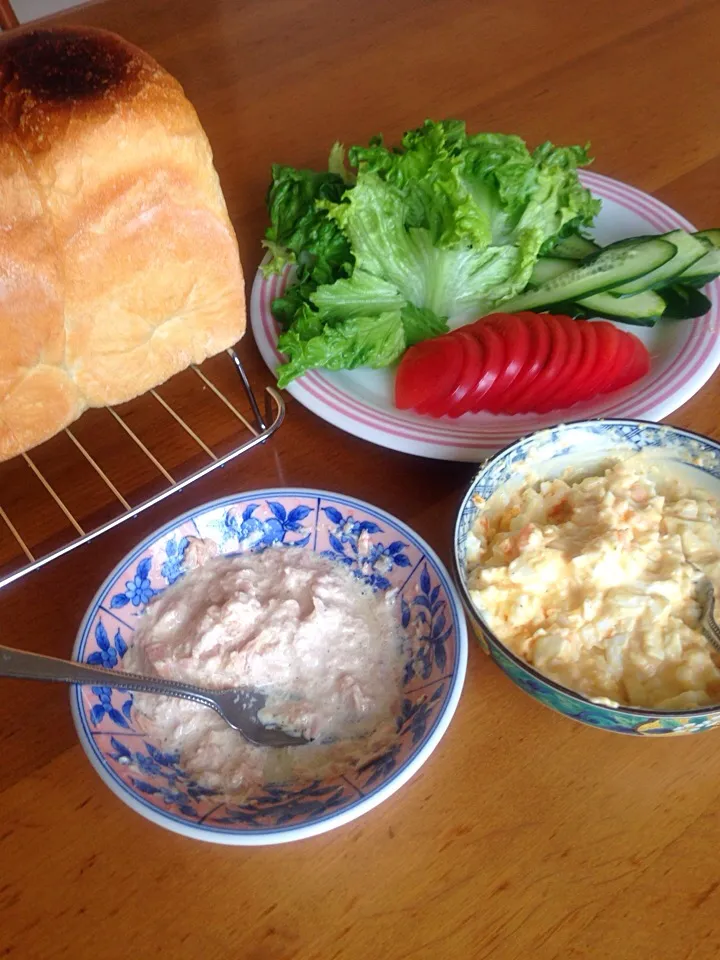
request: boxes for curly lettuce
[263,120,600,387]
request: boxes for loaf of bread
[0,26,245,462]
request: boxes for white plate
[251,172,720,461]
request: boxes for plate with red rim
[251,171,720,462]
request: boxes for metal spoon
[0,643,309,748]
[694,577,720,656]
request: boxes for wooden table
[2,1,720,957]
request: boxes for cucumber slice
[696,229,720,250]
[684,274,720,289]
[530,258,575,286]
[500,238,676,312]
[578,289,665,324]
[682,230,720,284]
[661,285,712,320]
[602,234,657,251]
[679,247,720,285]
[532,289,665,326]
[549,235,601,260]
[612,229,708,295]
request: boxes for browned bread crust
[0,26,245,461]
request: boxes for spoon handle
[0,643,217,711]
[701,610,720,655]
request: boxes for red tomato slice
[600,331,634,394]
[477,315,530,413]
[515,314,570,413]
[534,315,584,413]
[623,335,651,388]
[549,319,597,410]
[604,333,651,392]
[497,314,552,415]
[395,335,464,412]
[452,322,505,414]
[445,332,486,418]
[578,320,622,400]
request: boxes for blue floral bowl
[72,489,468,844]
[454,419,720,737]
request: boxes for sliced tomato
[477,314,530,413]
[444,332,486,418]
[497,314,552,415]
[516,314,570,413]
[548,319,597,410]
[449,322,505,414]
[578,320,622,400]
[534,315,584,413]
[600,331,634,394]
[604,333,651,393]
[395,335,464,412]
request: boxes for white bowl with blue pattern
[71,488,468,843]
[454,419,720,736]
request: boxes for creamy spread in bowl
[124,546,406,796]
[465,457,720,710]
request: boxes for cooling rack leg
[228,348,268,432]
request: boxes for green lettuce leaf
[276,303,447,387]
[262,163,352,280]
[349,120,489,249]
[321,170,532,321]
[461,134,600,243]
[277,311,406,388]
[400,303,449,346]
[311,269,406,318]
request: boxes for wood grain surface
[2,2,720,958]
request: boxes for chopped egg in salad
[465,458,720,710]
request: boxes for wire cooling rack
[0,348,284,590]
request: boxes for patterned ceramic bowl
[72,489,468,844]
[454,419,720,737]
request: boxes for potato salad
[465,459,720,709]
